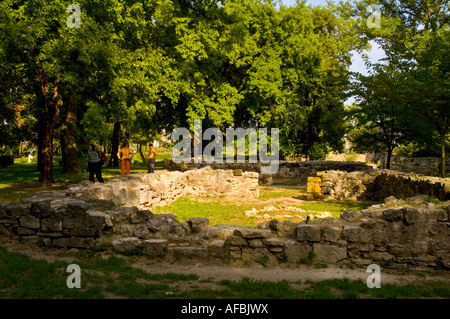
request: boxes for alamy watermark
[171,120,279,174]
[66,264,81,288]
[366,4,381,29]
[366,264,381,288]
[66,4,81,29]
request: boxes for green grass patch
[0,154,173,203]
[300,202,371,218]
[258,186,305,201]
[0,246,449,299]
[153,196,259,227]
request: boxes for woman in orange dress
[117,139,134,175]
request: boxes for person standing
[88,141,104,183]
[148,143,157,173]
[117,139,133,175]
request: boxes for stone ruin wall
[71,167,259,209]
[0,168,449,270]
[164,159,373,185]
[309,170,450,202]
[383,156,450,177]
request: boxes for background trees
[1,0,447,182]
[348,0,449,176]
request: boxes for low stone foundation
[312,170,450,202]
[0,179,448,269]
[384,156,450,177]
[164,159,373,185]
[63,167,259,209]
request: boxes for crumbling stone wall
[164,159,373,185]
[1,193,448,269]
[315,170,449,202]
[383,156,450,177]
[65,167,259,209]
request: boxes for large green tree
[350,0,449,176]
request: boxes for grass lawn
[1,157,372,225]
[154,187,371,227]
[0,246,448,299]
[0,154,168,202]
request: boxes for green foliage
[279,252,289,263]
[255,255,269,267]
[308,143,330,160]
[423,196,441,204]
[298,251,316,265]
[349,0,450,176]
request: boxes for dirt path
[132,259,449,285]
[2,238,449,286]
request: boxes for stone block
[53,237,95,249]
[19,215,40,230]
[313,243,347,263]
[225,235,248,247]
[171,247,207,259]
[41,218,63,232]
[233,228,271,239]
[187,217,209,233]
[322,226,341,243]
[342,226,371,243]
[276,221,298,238]
[297,224,321,242]
[111,237,141,252]
[382,209,404,222]
[229,247,242,259]
[36,232,63,238]
[168,222,191,238]
[133,225,151,239]
[241,247,270,262]
[88,211,113,228]
[369,251,395,262]
[207,240,227,259]
[131,210,153,224]
[284,240,311,262]
[340,210,361,222]
[16,227,36,236]
[402,208,420,225]
[307,177,322,200]
[262,237,285,247]
[0,225,11,236]
[248,238,264,248]
[143,239,168,257]
[5,203,31,218]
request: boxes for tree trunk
[61,93,82,174]
[440,133,446,178]
[108,121,121,167]
[39,73,63,185]
[139,143,147,165]
[386,147,392,170]
[36,114,44,173]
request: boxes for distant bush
[308,143,330,161]
[0,155,14,167]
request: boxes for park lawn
[0,154,171,203]
[0,245,448,299]
[153,187,372,227]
